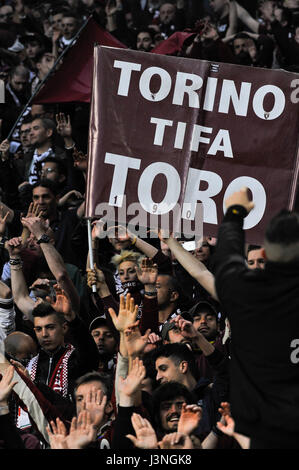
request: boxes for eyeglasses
[41,168,57,175]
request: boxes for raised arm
[235,1,260,33]
[225,0,238,38]
[163,236,218,300]
[21,216,80,314]
[6,237,35,321]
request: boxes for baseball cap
[188,301,218,319]
[89,316,108,332]
[161,321,176,341]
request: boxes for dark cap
[161,321,176,341]
[188,301,218,319]
[89,316,108,332]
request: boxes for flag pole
[6,14,93,141]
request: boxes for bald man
[4,331,37,367]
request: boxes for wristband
[9,258,22,265]
[36,234,50,244]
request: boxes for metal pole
[7,14,93,141]
[87,218,97,293]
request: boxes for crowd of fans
[0,0,298,451]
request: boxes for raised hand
[216,402,235,436]
[0,205,9,236]
[56,113,72,138]
[157,228,174,243]
[224,187,254,213]
[30,278,53,292]
[10,360,31,380]
[118,357,146,397]
[147,332,161,345]
[25,202,43,219]
[72,148,87,172]
[108,294,138,332]
[106,224,130,242]
[82,386,107,428]
[91,219,106,240]
[6,236,24,257]
[126,413,158,449]
[173,315,198,340]
[86,265,107,290]
[177,403,202,435]
[46,285,75,322]
[46,418,68,449]
[123,323,151,358]
[58,190,83,208]
[0,139,10,161]
[135,257,158,287]
[65,411,97,449]
[0,365,18,405]
[158,432,194,449]
[52,29,61,43]
[21,216,49,240]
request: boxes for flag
[34,17,127,104]
[151,31,195,56]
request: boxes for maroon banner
[34,18,126,104]
[85,46,299,243]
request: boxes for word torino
[114,60,287,121]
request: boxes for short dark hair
[265,210,299,246]
[247,244,262,255]
[62,11,79,21]
[31,116,56,134]
[21,115,33,126]
[158,274,180,297]
[31,178,60,197]
[137,27,155,40]
[152,381,195,434]
[153,343,199,381]
[233,32,251,41]
[264,210,299,262]
[74,371,113,401]
[42,156,67,176]
[35,50,51,64]
[32,301,65,324]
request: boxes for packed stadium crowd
[0,0,298,451]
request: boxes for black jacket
[212,205,299,448]
[34,316,99,399]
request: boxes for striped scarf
[27,344,75,397]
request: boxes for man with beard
[232,32,274,68]
[153,342,229,441]
[136,28,154,52]
[89,317,118,374]
[151,382,200,442]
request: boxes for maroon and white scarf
[27,344,75,397]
